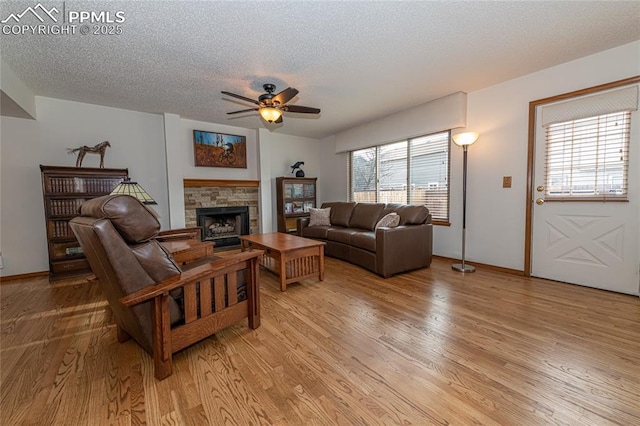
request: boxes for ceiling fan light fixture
[259,107,282,122]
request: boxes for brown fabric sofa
[297,202,432,277]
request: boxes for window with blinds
[349,130,450,221]
[545,111,630,199]
[541,84,637,201]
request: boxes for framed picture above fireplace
[193,130,247,168]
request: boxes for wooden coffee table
[240,232,325,291]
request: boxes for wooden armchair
[156,226,203,241]
[69,194,262,380]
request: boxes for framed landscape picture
[193,130,247,168]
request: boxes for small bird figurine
[291,161,304,173]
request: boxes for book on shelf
[292,184,304,198]
[303,183,315,198]
[65,247,84,256]
[303,201,314,212]
[285,202,294,214]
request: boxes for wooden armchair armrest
[118,249,264,380]
[119,250,264,307]
[156,227,202,241]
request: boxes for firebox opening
[196,206,249,248]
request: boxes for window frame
[348,130,451,225]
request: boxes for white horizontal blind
[410,133,449,219]
[544,111,630,200]
[349,131,450,220]
[378,141,408,204]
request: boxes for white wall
[0,55,37,119]
[334,92,467,153]
[318,135,349,203]
[0,97,168,277]
[257,130,324,232]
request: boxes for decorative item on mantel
[66,141,111,167]
[291,161,305,177]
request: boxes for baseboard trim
[1,270,49,283]
[432,255,524,276]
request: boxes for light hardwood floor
[1,257,639,425]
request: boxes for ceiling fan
[221,83,320,124]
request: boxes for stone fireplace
[184,179,259,249]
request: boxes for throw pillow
[309,207,331,227]
[375,212,400,230]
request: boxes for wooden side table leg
[319,246,325,281]
[279,254,287,292]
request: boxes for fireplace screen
[205,215,238,239]
[196,206,249,248]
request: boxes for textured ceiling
[1,1,639,139]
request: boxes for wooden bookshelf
[275,177,317,233]
[40,165,128,281]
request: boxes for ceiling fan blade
[275,116,283,124]
[221,91,259,105]
[284,105,321,114]
[273,87,299,105]
[227,108,259,115]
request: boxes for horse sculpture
[67,141,111,167]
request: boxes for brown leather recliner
[69,194,263,380]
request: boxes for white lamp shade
[259,107,282,122]
[452,132,479,147]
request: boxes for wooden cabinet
[276,177,317,233]
[40,165,128,281]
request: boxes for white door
[531,86,640,295]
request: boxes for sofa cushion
[350,231,376,252]
[375,213,400,229]
[380,203,404,218]
[309,207,331,226]
[327,228,359,244]
[321,202,355,226]
[395,205,431,225]
[301,225,334,239]
[349,203,385,230]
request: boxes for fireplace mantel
[184,179,259,188]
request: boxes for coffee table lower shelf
[240,233,325,291]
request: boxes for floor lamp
[452,131,479,273]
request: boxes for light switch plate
[503,176,512,188]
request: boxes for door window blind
[544,111,630,199]
[541,84,637,201]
